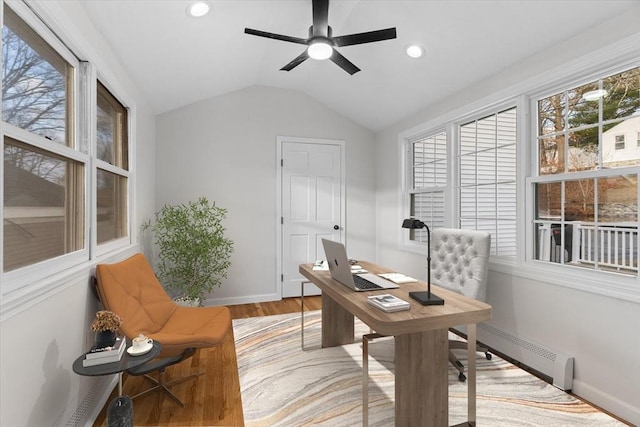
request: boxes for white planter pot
[173,296,200,307]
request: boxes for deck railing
[537,221,638,274]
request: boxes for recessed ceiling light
[582,89,608,101]
[405,44,424,59]
[186,1,210,18]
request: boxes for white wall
[0,1,156,426]
[155,85,375,305]
[1,1,637,425]
[373,11,640,425]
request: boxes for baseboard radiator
[477,323,574,391]
[62,375,117,427]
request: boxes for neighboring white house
[602,116,640,167]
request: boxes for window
[459,108,517,256]
[1,4,134,295]
[407,131,447,243]
[96,82,129,244]
[2,5,84,272]
[532,66,639,275]
[403,110,518,257]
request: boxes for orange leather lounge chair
[95,253,231,406]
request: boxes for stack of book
[367,294,411,312]
[82,336,126,367]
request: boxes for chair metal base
[450,338,491,382]
[300,280,312,350]
[127,347,201,407]
[131,370,204,407]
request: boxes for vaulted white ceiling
[81,0,639,131]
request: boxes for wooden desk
[300,261,492,427]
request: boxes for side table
[73,341,162,395]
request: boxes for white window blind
[409,131,446,242]
[459,107,517,256]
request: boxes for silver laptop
[321,239,399,291]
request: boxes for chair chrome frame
[300,280,312,350]
[127,348,203,407]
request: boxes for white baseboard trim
[204,292,282,307]
[572,379,639,426]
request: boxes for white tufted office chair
[431,227,492,381]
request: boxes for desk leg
[321,293,354,347]
[118,372,123,396]
[395,329,448,427]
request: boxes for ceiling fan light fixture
[244,0,396,73]
[405,44,424,58]
[186,1,210,18]
[308,40,333,60]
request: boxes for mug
[132,334,153,349]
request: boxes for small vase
[95,330,117,349]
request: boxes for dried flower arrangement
[90,310,122,332]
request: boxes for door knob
[334,225,340,230]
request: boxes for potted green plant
[144,197,234,306]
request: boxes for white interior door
[279,138,344,298]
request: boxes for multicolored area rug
[234,311,625,426]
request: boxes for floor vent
[478,323,574,391]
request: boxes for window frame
[91,71,135,259]
[94,80,130,249]
[527,65,638,262]
[399,125,452,255]
[400,98,525,262]
[456,106,519,258]
[1,1,136,303]
[399,41,638,302]
[1,2,88,293]
[524,64,638,300]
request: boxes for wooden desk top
[299,261,492,336]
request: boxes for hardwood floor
[93,296,321,426]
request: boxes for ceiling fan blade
[312,0,329,37]
[280,51,309,72]
[330,50,360,75]
[245,28,308,45]
[333,27,397,47]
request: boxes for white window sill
[397,243,638,303]
[0,245,140,321]
[490,258,639,303]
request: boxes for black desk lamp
[402,218,444,306]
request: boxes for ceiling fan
[244,0,397,75]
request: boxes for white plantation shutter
[459,108,517,256]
